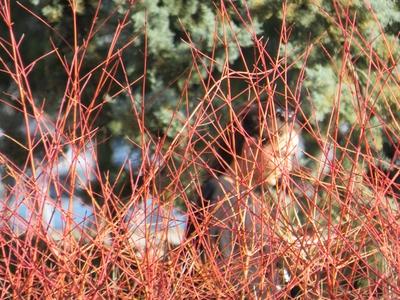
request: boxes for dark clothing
[187,176,279,296]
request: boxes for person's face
[242,120,299,186]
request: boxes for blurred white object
[43,195,96,241]
[0,166,95,240]
[56,140,96,185]
[5,189,96,241]
[1,141,98,241]
[125,197,187,260]
[111,138,142,171]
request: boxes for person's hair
[210,102,293,174]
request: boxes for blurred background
[0,0,399,298]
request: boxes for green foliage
[0,1,396,207]
[41,3,63,22]
[17,0,398,146]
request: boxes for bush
[0,0,399,298]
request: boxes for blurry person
[0,108,100,245]
[125,196,187,261]
[0,139,100,298]
[186,102,299,297]
[108,136,187,261]
[1,140,98,242]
